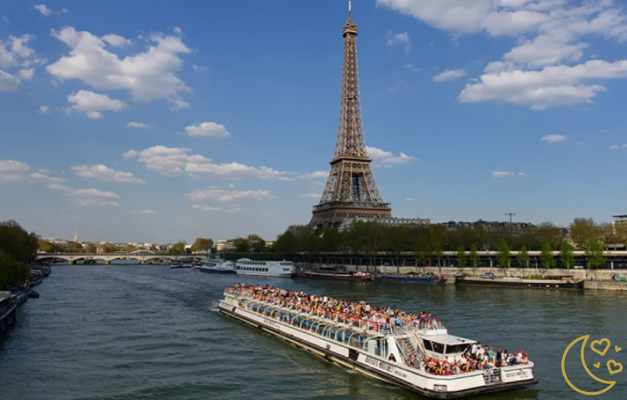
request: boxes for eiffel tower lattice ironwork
[310,0,392,228]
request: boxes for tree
[84,242,97,253]
[414,235,432,272]
[68,241,83,253]
[169,242,186,254]
[496,239,511,268]
[586,237,606,279]
[429,224,448,273]
[0,220,39,262]
[517,245,529,276]
[0,251,30,288]
[234,239,251,252]
[274,230,297,258]
[469,244,480,269]
[191,238,214,253]
[540,242,556,270]
[559,242,575,269]
[456,245,467,271]
[569,218,599,250]
[38,240,55,253]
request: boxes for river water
[1,266,626,400]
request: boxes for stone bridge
[35,253,206,265]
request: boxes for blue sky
[2,0,627,243]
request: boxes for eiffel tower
[310,0,392,228]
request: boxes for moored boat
[219,285,537,398]
[0,292,17,334]
[199,260,236,274]
[455,276,584,290]
[376,273,447,284]
[235,258,295,277]
[30,270,44,286]
[300,270,371,281]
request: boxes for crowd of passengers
[229,284,530,375]
[419,344,529,375]
[231,283,435,329]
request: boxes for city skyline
[2,0,627,243]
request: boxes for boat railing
[409,319,446,332]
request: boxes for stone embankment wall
[583,281,627,291]
[307,264,626,281]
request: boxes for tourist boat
[169,260,190,269]
[376,273,447,284]
[199,260,236,274]
[300,270,371,281]
[455,275,584,290]
[219,286,537,398]
[0,292,17,334]
[235,259,295,277]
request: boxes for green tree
[169,242,186,254]
[414,234,432,271]
[0,251,30,288]
[68,241,83,253]
[569,218,599,250]
[517,245,530,275]
[234,239,251,252]
[559,242,575,269]
[456,245,467,272]
[191,238,214,253]
[540,242,556,270]
[429,224,448,273]
[38,240,55,253]
[496,239,511,268]
[274,230,297,258]
[84,242,97,253]
[469,244,480,269]
[586,237,606,279]
[0,220,39,262]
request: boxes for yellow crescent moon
[561,335,616,395]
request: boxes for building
[339,217,430,231]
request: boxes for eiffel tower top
[334,0,368,163]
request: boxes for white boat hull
[219,293,536,398]
[235,271,293,277]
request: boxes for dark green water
[1,266,626,400]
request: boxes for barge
[376,274,447,284]
[0,292,17,334]
[300,270,371,281]
[455,276,584,290]
[219,285,537,398]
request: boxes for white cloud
[127,121,149,129]
[404,198,416,202]
[0,160,66,184]
[1,17,8,24]
[610,144,627,150]
[492,171,525,178]
[134,210,156,215]
[102,34,132,47]
[124,145,290,181]
[86,111,103,119]
[433,69,467,82]
[298,171,328,180]
[387,31,411,53]
[37,105,51,114]
[301,193,321,199]
[0,70,20,91]
[459,60,627,110]
[405,63,413,68]
[541,134,567,143]
[67,90,127,117]
[46,183,121,206]
[193,64,208,72]
[33,4,53,17]
[47,27,192,103]
[185,187,275,202]
[367,146,416,164]
[184,122,230,138]
[379,0,627,109]
[70,164,145,184]
[191,204,247,213]
[168,97,190,111]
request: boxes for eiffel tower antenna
[310,0,392,228]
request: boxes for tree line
[273,218,619,269]
[0,220,36,288]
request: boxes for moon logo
[562,335,616,395]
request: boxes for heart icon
[607,360,623,375]
[591,338,611,356]
[616,346,622,353]
[594,362,600,368]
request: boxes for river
[1,266,626,399]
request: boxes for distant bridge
[34,253,207,265]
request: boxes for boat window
[432,342,445,354]
[423,340,433,351]
[283,268,290,272]
[445,344,470,354]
